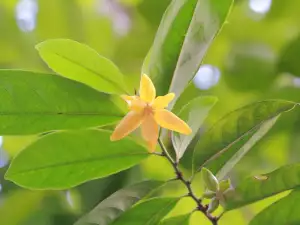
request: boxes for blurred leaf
[172,96,217,160]
[212,116,279,180]
[5,130,148,189]
[278,35,300,77]
[249,189,300,225]
[75,180,164,225]
[36,39,128,94]
[192,100,296,173]
[0,190,45,225]
[0,70,123,135]
[111,198,178,225]
[160,214,191,224]
[224,44,276,92]
[143,0,233,100]
[224,163,300,211]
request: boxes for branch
[157,138,218,225]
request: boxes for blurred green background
[1,0,300,224]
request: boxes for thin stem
[157,138,218,225]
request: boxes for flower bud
[219,179,231,193]
[207,198,219,213]
[202,190,216,199]
[201,167,219,192]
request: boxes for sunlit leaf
[143,0,233,102]
[192,100,296,173]
[249,189,300,225]
[160,214,191,225]
[0,70,124,135]
[172,96,217,160]
[36,39,128,94]
[209,116,279,180]
[224,163,300,211]
[5,130,148,189]
[75,180,164,225]
[111,198,178,225]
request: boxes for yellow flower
[110,74,192,152]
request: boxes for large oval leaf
[210,116,279,180]
[5,130,148,189]
[224,163,300,211]
[172,96,217,160]
[249,189,300,225]
[0,70,124,135]
[143,0,233,99]
[111,198,178,225]
[160,214,191,225]
[192,100,296,173]
[36,39,128,94]
[75,180,164,225]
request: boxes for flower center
[144,104,153,116]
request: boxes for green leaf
[192,100,296,173]
[0,70,124,135]
[75,180,164,225]
[0,190,45,225]
[5,130,148,189]
[212,116,279,180]
[160,214,191,225]
[224,163,300,211]
[143,0,233,99]
[36,39,128,94]
[278,35,300,77]
[111,198,178,225]
[249,189,300,225]
[172,96,217,160]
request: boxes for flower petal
[141,115,159,152]
[129,98,146,112]
[140,74,156,103]
[110,111,144,141]
[154,109,192,135]
[152,93,175,109]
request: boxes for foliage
[1,0,300,224]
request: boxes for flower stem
[157,138,218,225]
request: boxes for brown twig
[157,138,218,225]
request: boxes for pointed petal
[154,110,192,135]
[152,93,175,109]
[141,115,159,152]
[110,111,144,141]
[139,74,156,103]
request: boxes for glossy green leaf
[172,96,217,160]
[224,163,300,211]
[160,214,191,225]
[143,0,233,99]
[0,70,124,135]
[5,130,148,189]
[278,35,300,77]
[111,198,178,225]
[213,116,279,180]
[75,180,164,225]
[249,189,300,225]
[36,39,128,94]
[192,100,296,173]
